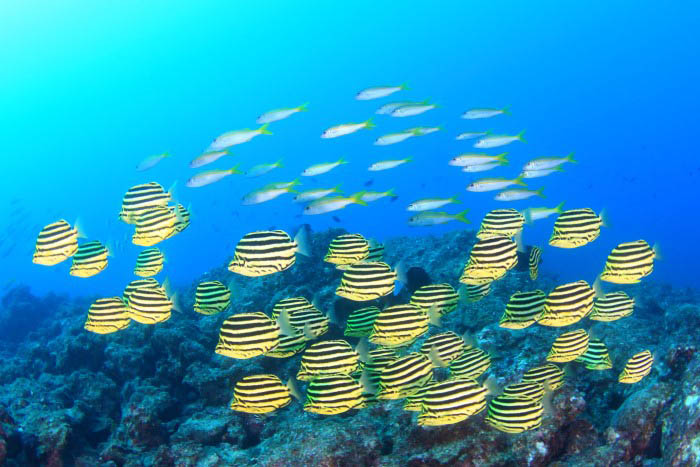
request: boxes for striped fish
[403,379,438,411]
[529,246,542,280]
[228,229,309,277]
[134,248,164,277]
[410,283,459,316]
[271,297,314,319]
[296,340,360,381]
[538,280,594,327]
[600,240,657,284]
[499,290,546,329]
[173,204,191,233]
[360,348,398,403]
[502,382,545,402]
[549,208,604,248]
[229,374,293,414]
[460,236,518,285]
[590,291,635,321]
[132,206,177,246]
[273,298,329,338]
[123,278,159,304]
[303,374,365,415]
[521,363,564,390]
[369,304,429,348]
[546,329,590,362]
[476,208,525,240]
[84,297,131,334]
[417,377,489,426]
[119,182,171,224]
[336,262,398,301]
[70,241,109,278]
[215,312,280,359]
[618,350,653,384]
[378,352,433,400]
[420,331,467,367]
[575,338,612,370]
[464,282,491,302]
[194,280,231,315]
[485,395,544,433]
[449,347,491,379]
[324,233,369,266]
[365,243,385,263]
[264,333,307,358]
[127,285,174,324]
[344,306,381,337]
[33,220,79,266]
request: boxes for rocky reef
[0,228,699,466]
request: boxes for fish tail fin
[566,152,577,163]
[230,165,242,175]
[286,378,302,401]
[555,201,566,213]
[170,291,182,313]
[427,305,442,328]
[105,241,116,258]
[652,242,663,260]
[555,165,565,172]
[536,187,546,198]
[359,370,378,396]
[454,209,470,224]
[515,230,525,253]
[293,224,311,257]
[496,152,509,164]
[275,159,284,167]
[514,176,526,186]
[483,376,501,396]
[385,188,397,198]
[394,260,407,285]
[404,156,413,163]
[517,130,527,143]
[332,184,343,193]
[592,276,605,298]
[449,195,461,204]
[542,383,555,416]
[298,102,310,112]
[428,345,447,368]
[399,82,409,90]
[502,106,512,115]
[73,218,87,239]
[338,157,349,165]
[289,178,302,187]
[355,338,370,363]
[258,123,273,135]
[167,181,179,202]
[411,128,423,135]
[599,208,610,228]
[364,118,376,129]
[523,209,533,225]
[350,191,368,206]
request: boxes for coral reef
[0,228,698,466]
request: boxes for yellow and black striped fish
[403,379,438,411]
[229,374,293,414]
[336,262,398,301]
[618,350,653,384]
[448,347,491,379]
[273,298,329,338]
[123,278,159,304]
[529,246,542,280]
[549,208,604,248]
[417,377,489,426]
[379,352,433,400]
[590,291,635,321]
[194,280,231,315]
[575,338,612,370]
[502,382,545,402]
[303,374,365,415]
[127,285,174,324]
[296,340,360,381]
[477,208,525,240]
[410,283,459,316]
[324,233,369,266]
[600,240,657,284]
[420,331,467,367]
[369,304,430,348]
[460,236,518,285]
[464,282,491,302]
[119,182,171,224]
[132,206,178,246]
[522,363,564,390]
[360,347,398,402]
[134,247,164,277]
[228,229,309,277]
[84,297,131,334]
[215,312,280,359]
[271,297,313,318]
[33,220,79,266]
[499,290,546,329]
[172,203,191,233]
[264,333,308,358]
[485,395,544,433]
[538,280,594,327]
[344,306,381,337]
[547,329,590,363]
[365,242,385,263]
[70,241,109,278]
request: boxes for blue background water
[1,0,698,297]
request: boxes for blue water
[1,0,698,297]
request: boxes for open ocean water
[1,1,700,465]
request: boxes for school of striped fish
[31,83,659,433]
